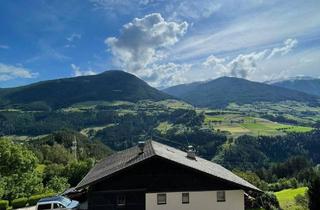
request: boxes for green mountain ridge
[164,77,320,108]
[272,78,320,96]
[0,70,173,110]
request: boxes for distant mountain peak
[271,76,320,96]
[266,76,317,84]
[164,76,319,108]
[0,70,173,109]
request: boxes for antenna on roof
[186,145,196,160]
[138,141,145,154]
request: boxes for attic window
[157,193,167,205]
[217,191,226,202]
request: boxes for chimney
[186,145,196,160]
[138,141,145,153]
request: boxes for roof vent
[138,141,145,153]
[186,145,196,160]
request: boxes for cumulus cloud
[203,38,297,79]
[203,51,267,79]
[227,51,268,78]
[106,13,188,73]
[0,63,37,81]
[106,13,189,86]
[142,63,192,87]
[267,38,298,59]
[71,64,97,77]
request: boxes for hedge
[0,200,9,210]
[11,198,28,209]
[28,193,56,206]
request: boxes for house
[76,140,260,210]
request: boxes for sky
[0,0,320,88]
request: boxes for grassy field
[204,113,312,137]
[275,187,308,210]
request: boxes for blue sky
[0,0,320,88]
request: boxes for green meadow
[275,187,308,210]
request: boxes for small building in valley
[76,140,260,210]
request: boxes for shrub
[28,193,56,206]
[11,198,28,209]
[0,200,9,210]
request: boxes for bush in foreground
[0,200,9,210]
[11,198,28,209]
[28,193,56,206]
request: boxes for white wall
[146,190,244,210]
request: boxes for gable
[76,141,260,192]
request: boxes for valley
[1,71,320,210]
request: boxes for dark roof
[76,141,260,191]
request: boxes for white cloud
[90,0,221,21]
[167,1,221,20]
[142,63,192,87]
[71,64,97,77]
[172,2,320,61]
[267,38,298,59]
[0,45,9,49]
[0,63,37,81]
[106,13,188,82]
[65,33,82,48]
[66,33,82,42]
[227,50,268,78]
[202,39,297,79]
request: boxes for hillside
[272,77,320,96]
[164,77,319,108]
[0,70,173,110]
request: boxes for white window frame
[157,193,167,205]
[182,192,190,204]
[217,191,226,202]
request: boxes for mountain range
[0,71,319,109]
[0,70,172,109]
[270,77,320,96]
[164,77,320,108]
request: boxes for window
[117,195,126,206]
[182,193,189,204]
[53,203,64,209]
[217,191,226,202]
[157,193,167,205]
[37,204,52,210]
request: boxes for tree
[0,178,5,199]
[65,160,94,186]
[0,139,38,176]
[4,171,44,200]
[308,172,320,210]
[41,144,74,165]
[46,176,70,193]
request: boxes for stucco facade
[146,190,244,210]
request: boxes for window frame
[217,191,226,202]
[182,192,190,204]
[117,195,126,207]
[157,193,167,205]
[53,203,65,209]
[37,203,52,210]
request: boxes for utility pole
[72,136,77,161]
